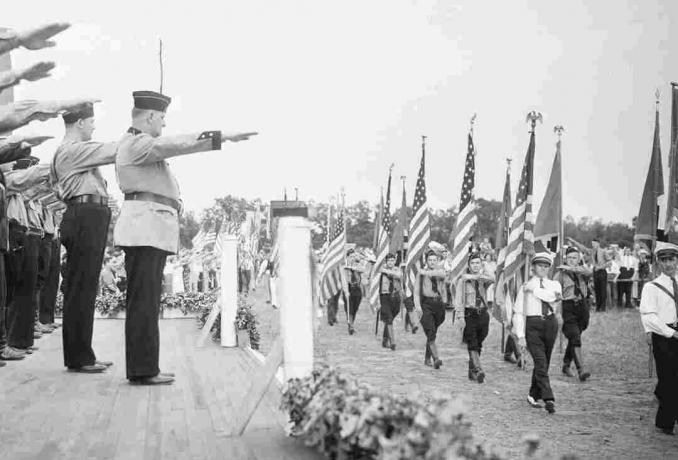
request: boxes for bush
[196,295,260,350]
[281,365,575,460]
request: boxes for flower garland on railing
[195,295,260,350]
[55,290,217,318]
[281,365,561,460]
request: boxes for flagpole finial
[656,88,661,109]
[470,113,477,134]
[506,157,513,169]
[526,111,543,133]
[554,125,564,139]
[389,163,395,173]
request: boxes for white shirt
[620,254,638,270]
[512,276,562,339]
[639,273,678,338]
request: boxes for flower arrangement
[196,295,260,350]
[282,365,514,460]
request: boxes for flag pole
[554,126,565,353]
[500,157,511,355]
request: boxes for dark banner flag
[635,108,664,245]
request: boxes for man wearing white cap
[513,250,562,414]
[639,241,678,435]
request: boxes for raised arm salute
[114,90,256,386]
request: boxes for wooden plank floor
[0,319,319,460]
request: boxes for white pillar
[277,217,314,380]
[220,235,238,347]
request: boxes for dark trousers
[652,330,678,430]
[239,269,251,293]
[345,288,362,321]
[462,308,490,352]
[123,246,168,379]
[562,299,589,364]
[60,203,111,368]
[593,269,607,311]
[39,237,60,324]
[420,298,446,343]
[326,291,341,325]
[6,228,39,349]
[526,315,558,402]
[34,235,53,322]
[379,294,400,325]
[616,280,633,308]
[0,254,7,348]
[505,333,519,358]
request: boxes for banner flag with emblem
[369,168,392,310]
[502,128,536,284]
[635,107,664,244]
[406,138,431,296]
[534,136,563,266]
[449,131,478,281]
[390,179,408,255]
[320,201,346,304]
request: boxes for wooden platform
[0,319,319,460]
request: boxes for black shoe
[68,364,107,373]
[578,368,591,382]
[0,361,6,367]
[412,325,419,334]
[390,343,396,351]
[424,359,432,367]
[476,370,485,384]
[433,359,442,369]
[95,360,114,367]
[382,339,390,349]
[562,364,575,377]
[545,400,555,414]
[129,375,174,385]
[348,325,355,335]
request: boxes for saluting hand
[17,23,71,50]
[222,132,258,143]
[18,62,56,82]
[5,133,53,147]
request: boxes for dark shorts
[562,299,590,347]
[420,297,446,343]
[379,294,400,324]
[462,308,490,352]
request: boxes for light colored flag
[368,169,392,310]
[320,204,346,303]
[448,132,478,281]
[406,138,431,296]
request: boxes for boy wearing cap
[639,241,678,435]
[513,251,562,414]
[453,251,494,383]
[378,253,402,350]
[114,90,256,385]
[555,246,593,381]
[341,249,365,335]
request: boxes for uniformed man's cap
[654,241,678,258]
[532,251,554,267]
[467,250,482,262]
[13,156,40,170]
[133,90,171,112]
[62,103,94,124]
[565,246,579,255]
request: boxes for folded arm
[639,286,677,338]
[0,142,31,165]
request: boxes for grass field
[247,284,676,459]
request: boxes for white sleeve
[639,284,675,338]
[512,286,526,339]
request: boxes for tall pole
[524,112,542,299]
[158,38,164,94]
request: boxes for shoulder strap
[565,271,584,298]
[651,281,676,303]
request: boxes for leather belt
[124,192,180,212]
[67,194,108,206]
[44,232,54,239]
[527,313,554,319]
[27,227,44,238]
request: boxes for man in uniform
[378,253,402,350]
[555,246,592,381]
[590,238,608,311]
[413,250,447,369]
[453,251,494,383]
[340,249,366,335]
[114,90,256,385]
[639,241,678,435]
[52,103,118,373]
[513,251,562,414]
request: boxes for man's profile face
[148,111,166,137]
[80,117,95,141]
[385,257,396,269]
[566,252,580,267]
[468,258,482,274]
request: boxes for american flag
[494,162,513,280]
[501,130,536,283]
[191,228,205,251]
[320,204,346,304]
[406,139,431,295]
[203,223,217,249]
[368,169,392,310]
[448,132,478,281]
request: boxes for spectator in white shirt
[617,246,637,309]
[639,241,678,435]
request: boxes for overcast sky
[6,0,677,224]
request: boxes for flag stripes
[320,205,346,303]
[369,171,392,310]
[406,143,431,295]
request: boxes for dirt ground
[247,285,677,459]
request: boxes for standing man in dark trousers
[342,249,366,335]
[378,253,402,350]
[52,103,118,373]
[413,250,447,369]
[639,241,678,435]
[555,246,592,381]
[114,90,256,385]
[38,199,64,328]
[590,238,608,311]
[4,158,50,355]
[513,251,562,414]
[453,251,494,383]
